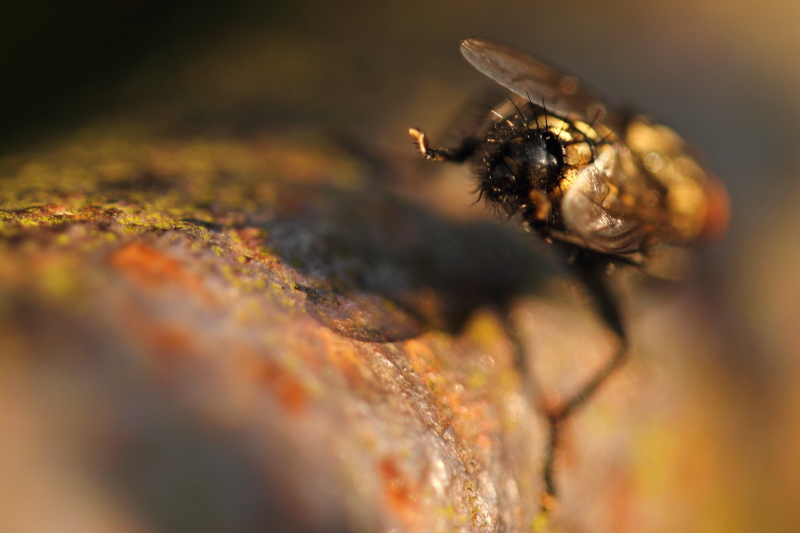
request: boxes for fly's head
[475,121,565,224]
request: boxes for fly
[409,38,728,512]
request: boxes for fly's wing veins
[460,38,623,131]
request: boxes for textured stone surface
[0,130,565,532]
[0,1,769,529]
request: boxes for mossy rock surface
[0,128,571,532]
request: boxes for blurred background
[3,0,800,531]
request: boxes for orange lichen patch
[379,457,425,529]
[32,204,74,217]
[245,356,309,414]
[403,338,444,378]
[451,401,502,456]
[234,227,270,254]
[108,242,212,301]
[443,387,463,417]
[403,338,464,420]
[405,335,507,452]
[312,327,391,401]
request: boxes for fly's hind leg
[408,128,478,162]
[539,251,628,510]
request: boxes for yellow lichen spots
[528,190,551,221]
[108,242,214,302]
[563,142,593,167]
[424,372,449,398]
[459,310,521,394]
[626,119,683,155]
[462,308,507,354]
[531,508,554,533]
[463,363,489,390]
[187,239,207,253]
[256,246,279,262]
[405,335,446,372]
[17,217,43,228]
[219,264,243,286]
[465,481,478,514]
[235,226,269,248]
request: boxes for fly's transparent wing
[560,144,676,255]
[460,38,623,130]
[561,147,650,255]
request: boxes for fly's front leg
[408,128,478,163]
[540,252,628,509]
